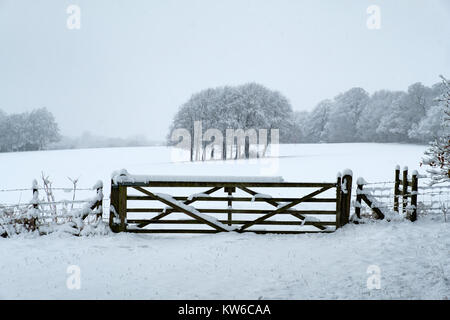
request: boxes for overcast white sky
[0,0,449,140]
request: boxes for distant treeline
[168,80,446,151]
[0,108,162,153]
[49,132,164,150]
[2,80,445,154]
[0,108,60,152]
[293,81,445,144]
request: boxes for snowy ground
[1,143,449,299]
[0,217,448,299]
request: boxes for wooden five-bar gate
[109,172,353,234]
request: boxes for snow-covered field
[0,143,430,201]
[1,143,449,299]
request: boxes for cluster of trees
[168,83,295,160]
[295,81,446,144]
[0,108,60,152]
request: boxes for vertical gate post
[411,171,418,222]
[342,172,353,226]
[118,185,127,232]
[394,165,400,213]
[402,167,409,215]
[338,170,353,228]
[336,174,342,229]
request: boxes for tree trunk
[202,140,206,161]
[245,137,250,159]
[190,128,194,162]
[222,138,227,160]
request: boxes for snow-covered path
[1,217,448,300]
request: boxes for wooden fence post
[32,181,38,210]
[411,171,418,222]
[394,165,400,213]
[355,178,363,220]
[96,183,103,221]
[29,180,39,231]
[402,167,408,215]
[336,174,341,229]
[90,181,103,221]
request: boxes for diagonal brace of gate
[238,186,328,231]
[238,186,333,231]
[136,186,221,228]
[132,186,228,232]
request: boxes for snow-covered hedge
[0,181,110,238]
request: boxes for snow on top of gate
[112,169,284,184]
